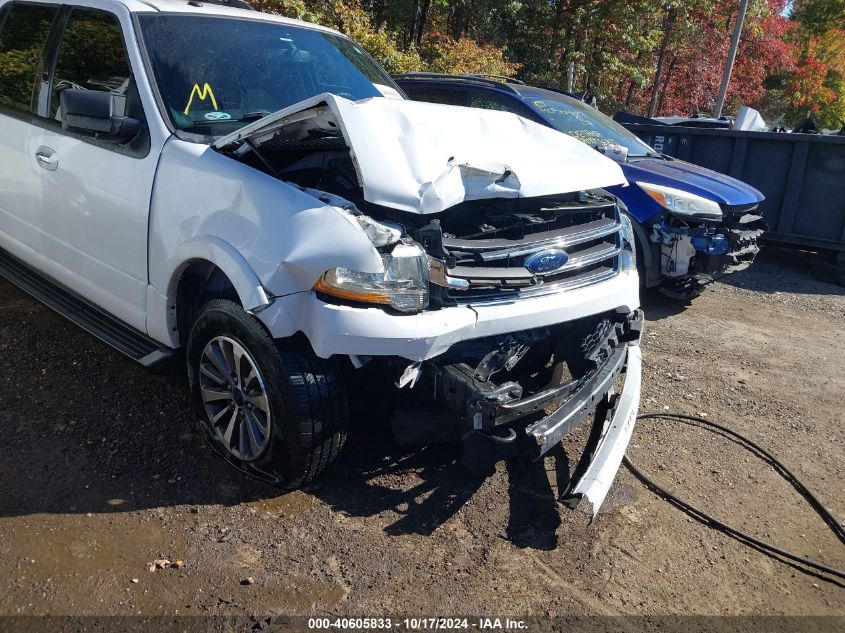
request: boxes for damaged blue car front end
[511,84,767,300]
[613,153,765,299]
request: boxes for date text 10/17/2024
[308,618,529,631]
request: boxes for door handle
[35,146,58,171]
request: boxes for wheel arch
[152,237,272,347]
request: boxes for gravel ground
[0,247,843,628]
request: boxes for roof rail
[391,72,523,95]
[391,72,459,81]
[531,83,582,100]
[187,0,255,10]
[464,73,526,85]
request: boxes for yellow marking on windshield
[183,83,218,116]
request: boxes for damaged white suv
[0,0,642,512]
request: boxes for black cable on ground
[624,412,845,585]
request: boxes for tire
[186,299,347,488]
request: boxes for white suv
[0,0,642,513]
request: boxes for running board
[0,248,176,373]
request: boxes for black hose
[624,412,845,584]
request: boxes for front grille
[438,192,622,302]
[720,205,765,272]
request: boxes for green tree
[250,0,839,126]
[788,0,845,127]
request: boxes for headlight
[636,182,722,221]
[314,241,429,313]
[619,212,637,272]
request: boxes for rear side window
[51,8,131,118]
[403,87,467,107]
[403,86,530,119]
[0,2,58,113]
[464,89,526,115]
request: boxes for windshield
[137,15,399,134]
[523,94,655,158]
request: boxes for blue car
[394,73,766,299]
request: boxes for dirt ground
[0,247,843,628]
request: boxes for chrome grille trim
[552,242,622,274]
[450,242,622,282]
[453,268,620,306]
[437,194,623,303]
[444,216,621,261]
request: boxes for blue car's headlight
[636,181,723,221]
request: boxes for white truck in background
[0,0,642,513]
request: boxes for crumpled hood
[213,93,626,214]
[623,156,765,207]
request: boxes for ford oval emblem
[524,249,569,275]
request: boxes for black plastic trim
[394,72,523,95]
[0,247,175,372]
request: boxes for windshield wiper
[190,110,273,126]
[625,151,669,160]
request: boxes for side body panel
[27,132,158,332]
[606,182,663,224]
[0,0,56,282]
[0,116,46,264]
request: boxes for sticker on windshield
[604,144,628,162]
[204,111,231,121]
[183,82,219,116]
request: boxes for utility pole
[713,0,750,119]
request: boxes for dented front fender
[149,137,383,298]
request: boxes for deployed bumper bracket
[436,311,644,488]
[525,342,628,457]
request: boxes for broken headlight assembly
[314,241,430,313]
[637,182,722,221]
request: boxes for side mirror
[60,89,141,143]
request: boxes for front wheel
[186,299,348,488]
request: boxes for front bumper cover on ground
[419,310,644,515]
[568,344,641,514]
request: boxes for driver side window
[50,8,131,120]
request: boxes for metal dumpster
[620,123,845,253]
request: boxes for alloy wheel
[199,335,272,461]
